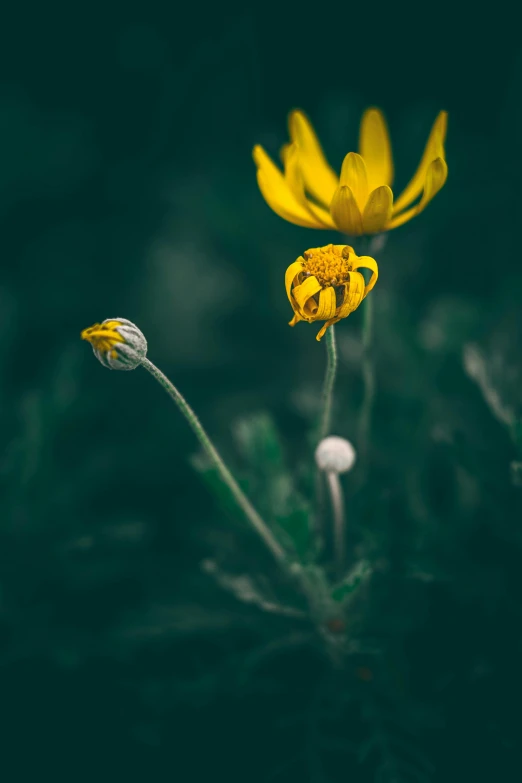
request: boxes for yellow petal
[289,313,302,326]
[339,152,369,211]
[315,287,337,319]
[315,271,368,341]
[417,156,448,209]
[285,259,305,304]
[336,271,366,318]
[359,108,393,190]
[288,110,339,207]
[362,186,393,234]
[280,142,292,165]
[292,275,322,314]
[392,111,448,215]
[253,145,324,228]
[387,157,448,230]
[283,144,335,228]
[330,185,364,236]
[316,321,336,341]
[351,255,379,296]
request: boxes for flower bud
[315,436,356,474]
[81,318,147,370]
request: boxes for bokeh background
[2,2,522,781]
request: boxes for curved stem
[319,325,338,441]
[141,357,286,564]
[326,471,346,578]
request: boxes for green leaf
[190,451,249,530]
[233,412,315,561]
[233,412,285,474]
[331,559,372,603]
[512,419,522,455]
[510,461,522,488]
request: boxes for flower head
[253,107,447,235]
[286,244,378,340]
[81,318,147,370]
[315,436,356,473]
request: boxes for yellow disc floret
[302,244,353,287]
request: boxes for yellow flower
[81,318,148,370]
[286,244,378,340]
[253,108,447,235]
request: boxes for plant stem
[362,286,373,350]
[358,234,384,455]
[141,357,286,564]
[326,470,346,578]
[358,295,375,455]
[319,325,338,441]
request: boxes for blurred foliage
[1,1,522,781]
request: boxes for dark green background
[1,2,522,781]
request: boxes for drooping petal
[253,145,325,228]
[288,110,339,207]
[339,152,369,211]
[316,321,336,341]
[289,312,302,326]
[362,186,393,234]
[330,185,364,236]
[392,111,448,215]
[351,255,379,295]
[315,287,337,320]
[292,275,322,315]
[337,271,366,317]
[315,271,368,341]
[387,157,448,230]
[285,259,305,304]
[359,108,394,190]
[283,144,335,228]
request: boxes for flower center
[302,244,353,288]
[81,321,125,353]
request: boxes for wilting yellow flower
[253,108,447,235]
[81,318,147,370]
[286,244,377,340]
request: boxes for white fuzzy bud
[81,318,147,371]
[315,436,356,474]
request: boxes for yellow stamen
[301,243,354,287]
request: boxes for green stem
[141,357,286,564]
[358,234,383,454]
[326,470,346,578]
[319,325,338,441]
[362,287,373,350]
[358,293,375,450]
[313,326,338,551]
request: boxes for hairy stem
[319,325,338,441]
[141,357,286,564]
[327,471,346,578]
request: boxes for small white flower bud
[315,436,356,474]
[81,318,147,370]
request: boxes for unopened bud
[81,318,147,370]
[315,436,356,473]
